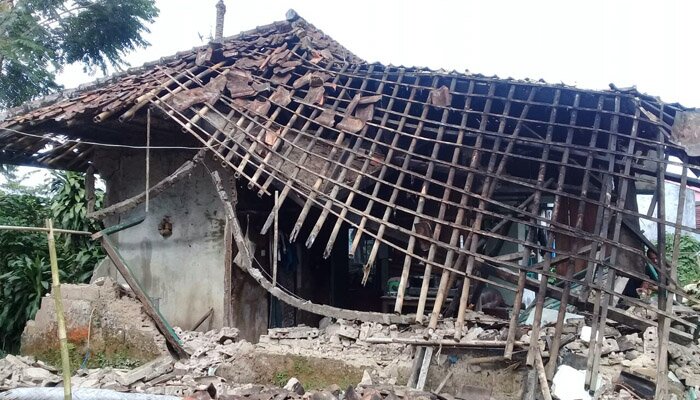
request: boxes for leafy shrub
[664,234,700,287]
[0,171,103,353]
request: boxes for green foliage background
[664,233,700,287]
[0,0,158,107]
[0,171,104,354]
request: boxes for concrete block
[117,355,173,386]
[616,333,640,352]
[630,366,657,381]
[337,325,359,340]
[22,367,52,383]
[268,327,318,339]
[61,284,99,301]
[552,365,594,400]
[601,338,619,355]
[685,375,700,387]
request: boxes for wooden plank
[88,151,204,220]
[416,346,433,390]
[407,346,425,388]
[223,217,233,326]
[534,349,553,400]
[655,124,670,399]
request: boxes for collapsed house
[2,8,700,398]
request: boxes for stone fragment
[625,350,641,361]
[311,390,339,400]
[22,367,52,383]
[337,325,359,340]
[360,370,373,386]
[616,334,640,352]
[361,389,382,400]
[552,365,593,400]
[327,384,341,396]
[601,338,619,355]
[79,378,100,388]
[284,377,305,395]
[117,355,173,386]
[344,385,361,400]
[268,326,319,340]
[630,366,657,381]
[463,327,484,341]
[564,341,583,351]
[216,327,239,344]
[685,374,700,387]
[319,317,333,330]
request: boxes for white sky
[58,0,700,107]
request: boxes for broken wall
[21,279,166,364]
[93,148,230,330]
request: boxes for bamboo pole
[0,225,91,235]
[534,349,553,400]
[273,190,279,286]
[145,108,151,213]
[46,219,72,400]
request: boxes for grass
[270,355,361,391]
[35,343,147,374]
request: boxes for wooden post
[46,219,72,400]
[85,166,95,215]
[145,108,151,213]
[534,349,553,400]
[545,261,574,379]
[654,130,669,399]
[416,346,433,390]
[273,190,279,286]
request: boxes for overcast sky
[58,0,700,108]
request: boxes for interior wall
[93,149,227,331]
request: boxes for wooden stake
[85,166,95,215]
[46,219,72,400]
[534,348,553,400]
[273,190,279,286]
[416,346,433,390]
[145,108,151,213]
[655,127,670,399]
[545,261,574,379]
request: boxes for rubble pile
[257,322,412,370]
[552,322,700,398]
[0,315,516,397]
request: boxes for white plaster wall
[637,182,697,243]
[95,149,227,330]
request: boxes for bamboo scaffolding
[130,49,699,359]
[589,99,640,388]
[150,85,696,324]
[654,120,671,399]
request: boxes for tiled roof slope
[0,10,363,128]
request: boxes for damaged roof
[0,10,364,170]
[1,9,697,171]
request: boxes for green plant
[0,170,104,353]
[273,371,289,387]
[664,234,700,286]
[0,0,159,107]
